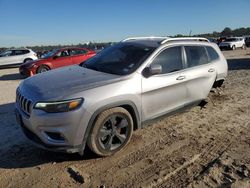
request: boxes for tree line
[1,27,250,53]
[175,27,250,38]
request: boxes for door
[183,45,217,103]
[13,50,27,64]
[69,49,89,65]
[141,46,187,121]
[52,50,73,68]
[0,50,18,66]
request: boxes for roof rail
[161,37,209,44]
[122,36,169,42]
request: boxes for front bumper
[19,66,36,76]
[15,102,91,154]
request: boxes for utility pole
[189,30,192,36]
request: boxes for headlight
[34,98,83,113]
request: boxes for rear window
[185,46,209,68]
[206,46,219,61]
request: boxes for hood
[19,65,123,101]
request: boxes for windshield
[225,38,237,42]
[41,49,58,59]
[82,43,155,75]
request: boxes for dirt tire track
[0,50,250,187]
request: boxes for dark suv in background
[245,36,250,47]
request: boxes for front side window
[41,49,58,59]
[57,50,69,57]
[185,46,209,68]
[0,50,12,57]
[83,43,155,75]
[151,46,183,74]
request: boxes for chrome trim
[16,90,32,116]
[161,37,209,44]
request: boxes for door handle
[176,76,186,80]
[208,68,215,73]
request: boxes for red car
[19,47,96,76]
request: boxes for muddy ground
[0,49,249,187]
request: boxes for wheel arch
[23,58,33,63]
[79,101,141,155]
[36,63,52,73]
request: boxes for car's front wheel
[87,107,133,156]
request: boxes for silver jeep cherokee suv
[15,37,228,156]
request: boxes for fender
[79,100,141,155]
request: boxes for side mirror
[142,64,162,78]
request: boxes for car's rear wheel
[23,58,32,63]
[87,107,133,156]
[37,65,50,74]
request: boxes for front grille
[16,90,32,116]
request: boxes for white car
[0,49,38,67]
[15,37,228,156]
[219,37,246,50]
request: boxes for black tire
[87,107,133,157]
[23,58,32,63]
[37,65,50,74]
[232,45,236,50]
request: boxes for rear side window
[185,46,209,68]
[70,49,87,56]
[206,46,219,61]
[14,50,29,55]
[151,46,183,74]
[14,50,25,55]
[23,50,30,54]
